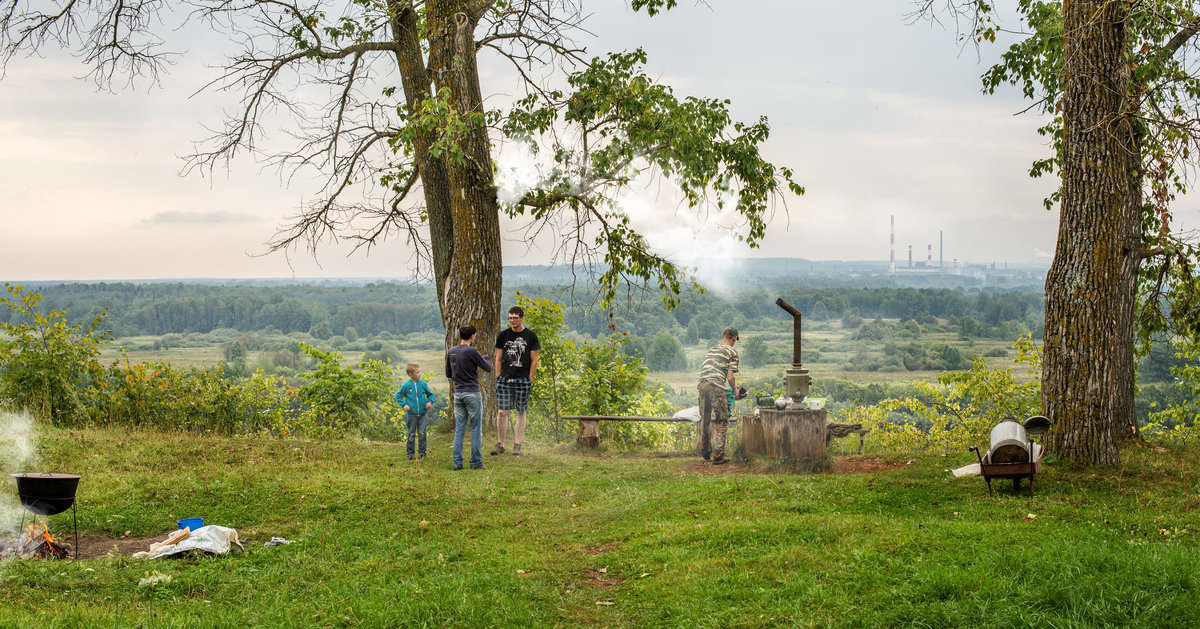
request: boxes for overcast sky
[0,0,1089,282]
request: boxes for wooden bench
[563,415,737,449]
[827,428,870,456]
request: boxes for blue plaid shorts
[496,377,532,412]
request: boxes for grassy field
[2,427,1197,627]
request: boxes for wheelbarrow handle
[968,445,985,466]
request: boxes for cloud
[142,210,262,225]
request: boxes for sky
[0,0,1082,282]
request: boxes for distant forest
[4,279,1047,343]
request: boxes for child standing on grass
[395,362,435,460]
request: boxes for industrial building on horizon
[890,214,959,275]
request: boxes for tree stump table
[742,408,829,470]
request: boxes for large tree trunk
[1043,0,1136,464]
[428,2,502,429]
[389,1,456,321]
[1113,122,1144,443]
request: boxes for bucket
[177,517,204,530]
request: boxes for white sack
[135,525,243,559]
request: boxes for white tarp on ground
[672,406,700,422]
[135,525,243,559]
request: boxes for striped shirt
[699,343,739,387]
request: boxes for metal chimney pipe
[775,298,802,367]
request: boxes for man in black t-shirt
[492,305,540,456]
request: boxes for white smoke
[0,411,38,537]
[618,186,751,296]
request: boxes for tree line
[4,281,1045,342]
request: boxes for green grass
[2,428,1198,627]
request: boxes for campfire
[1,517,71,560]
[19,517,70,559]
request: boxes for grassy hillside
[2,428,1197,627]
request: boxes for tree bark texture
[1113,118,1142,443]
[388,1,455,321]
[427,2,502,429]
[1043,0,1136,464]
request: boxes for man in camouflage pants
[697,327,739,465]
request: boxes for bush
[850,318,890,341]
[846,335,1042,454]
[645,331,688,371]
[293,344,399,437]
[0,284,108,423]
[363,345,403,365]
[85,359,296,435]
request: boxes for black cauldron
[11,473,80,516]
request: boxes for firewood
[150,528,192,553]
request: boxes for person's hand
[425,402,432,410]
[403,405,411,411]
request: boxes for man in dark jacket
[445,325,493,470]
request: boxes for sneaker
[470,463,486,470]
[490,443,506,456]
[512,443,522,456]
[418,454,426,459]
[712,456,730,466]
[453,465,463,471]
[700,447,711,461]
[407,455,415,460]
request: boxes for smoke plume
[0,411,38,537]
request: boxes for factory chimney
[890,215,895,274]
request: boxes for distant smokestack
[940,230,944,268]
[890,215,895,274]
[908,245,912,267]
[927,244,932,263]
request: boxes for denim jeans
[405,412,427,458]
[452,391,483,468]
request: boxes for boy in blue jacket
[395,362,435,460]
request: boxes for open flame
[20,517,69,559]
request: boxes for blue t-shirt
[444,343,492,392]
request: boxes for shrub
[293,343,398,436]
[849,334,1042,454]
[308,321,334,340]
[1144,339,1200,444]
[645,331,687,371]
[0,284,108,423]
[82,356,296,434]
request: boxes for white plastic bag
[135,525,243,559]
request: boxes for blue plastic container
[177,517,204,530]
